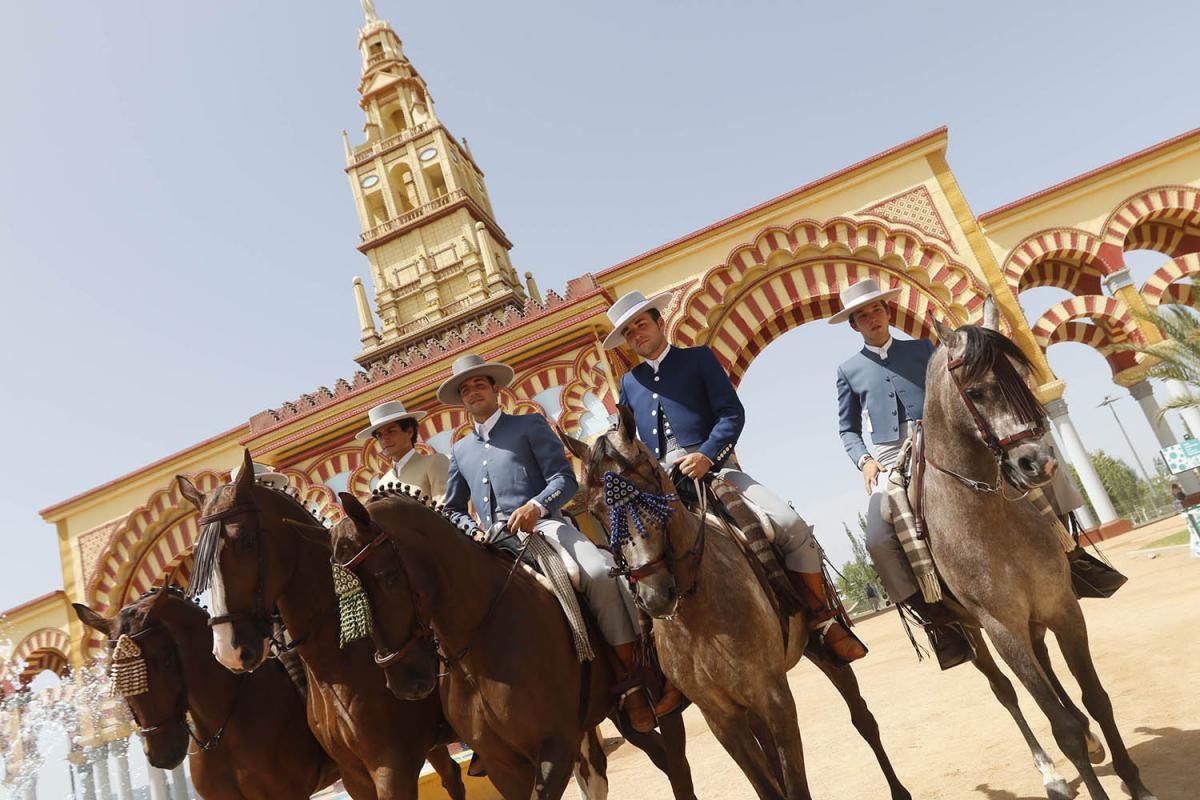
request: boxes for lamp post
[1098,395,1154,485]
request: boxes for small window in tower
[370,42,383,56]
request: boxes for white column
[112,743,135,800]
[1047,399,1119,524]
[77,758,98,800]
[169,764,190,800]
[18,777,36,800]
[91,743,113,800]
[1165,379,1200,441]
[1131,381,1200,493]
[147,767,171,800]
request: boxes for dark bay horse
[176,452,466,800]
[919,313,1157,800]
[303,487,696,800]
[73,587,339,799]
[565,408,911,800]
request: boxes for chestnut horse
[74,586,339,799]
[917,315,1157,800]
[565,408,910,800]
[304,487,697,800]
[177,452,465,800]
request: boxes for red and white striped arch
[1000,228,1111,294]
[1100,186,1200,264]
[1032,295,1143,354]
[13,628,71,684]
[510,363,573,404]
[1141,253,1200,309]
[560,345,617,435]
[121,514,200,605]
[1043,320,1136,376]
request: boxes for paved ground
[595,518,1198,800]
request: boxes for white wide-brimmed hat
[602,290,673,350]
[436,354,515,406]
[355,400,428,440]
[229,462,288,490]
[828,278,902,325]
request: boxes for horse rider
[604,290,868,664]
[832,278,976,669]
[229,461,289,490]
[438,353,664,732]
[357,400,450,504]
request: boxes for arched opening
[388,162,418,213]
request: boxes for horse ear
[283,519,332,551]
[72,603,111,636]
[338,492,372,530]
[932,317,961,349]
[177,475,205,510]
[559,428,591,462]
[982,295,1000,331]
[234,450,256,496]
[616,404,637,443]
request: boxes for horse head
[565,404,683,618]
[931,306,1056,492]
[177,450,290,673]
[318,491,441,701]
[74,589,190,769]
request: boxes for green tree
[1120,306,1200,416]
[1090,450,1149,518]
[836,518,882,609]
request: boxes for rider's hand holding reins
[506,500,544,534]
[676,452,713,479]
[862,457,882,494]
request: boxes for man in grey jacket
[439,353,662,731]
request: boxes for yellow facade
[5,9,1200,701]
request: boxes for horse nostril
[1018,457,1036,475]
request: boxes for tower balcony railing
[349,121,435,167]
[360,189,466,245]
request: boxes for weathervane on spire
[361,0,379,22]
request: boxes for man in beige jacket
[357,400,450,504]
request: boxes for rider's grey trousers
[863,426,920,601]
[664,447,822,573]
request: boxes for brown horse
[565,408,911,800]
[176,452,466,800]
[73,586,339,799]
[301,486,697,800]
[918,314,1157,800]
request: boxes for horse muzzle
[1005,444,1057,490]
[636,574,679,619]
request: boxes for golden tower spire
[345,1,527,367]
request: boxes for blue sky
[2,1,1199,615]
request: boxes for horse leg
[753,680,813,800]
[532,737,579,800]
[1030,624,1105,765]
[425,744,467,800]
[982,620,1110,800]
[704,709,785,800]
[1050,608,1158,800]
[609,711,697,800]
[572,726,609,800]
[748,710,786,793]
[965,628,1070,800]
[807,652,911,800]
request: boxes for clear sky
[2,1,1199,614]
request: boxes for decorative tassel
[332,563,373,647]
[110,634,149,697]
[602,472,676,563]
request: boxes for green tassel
[333,563,374,647]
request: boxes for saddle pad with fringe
[886,429,1077,604]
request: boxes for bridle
[112,622,242,751]
[924,353,1047,494]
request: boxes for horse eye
[965,387,984,400]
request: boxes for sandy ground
[593,518,1199,800]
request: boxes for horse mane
[956,326,1046,426]
[367,482,483,539]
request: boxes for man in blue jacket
[832,278,972,668]
[439,353,661,731]
[605,291,865,663]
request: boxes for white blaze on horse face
[208,538,241,669]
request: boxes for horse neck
[160,599,239,732]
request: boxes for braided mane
[367,482,484,539]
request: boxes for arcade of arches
[8,12,1200,751]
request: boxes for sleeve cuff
[857,454,874,470]
[530,499,548,518]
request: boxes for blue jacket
[444,412,576,529]
[618,345,745,467]
[836,338,934,466]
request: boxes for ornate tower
[346,2,526,366]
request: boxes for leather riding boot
[653,677,685,718]
[1066,545,1127,599]
[790,571,868,663]
[613,642,657,733]
[903,593,974,670]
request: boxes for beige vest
[378,451,450,504]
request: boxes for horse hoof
[1085,730,1106,764]
[1043,778,1072,800]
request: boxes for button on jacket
[836,338,934,466]
[444,411,577,526]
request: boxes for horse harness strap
[945,355,1046,456]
